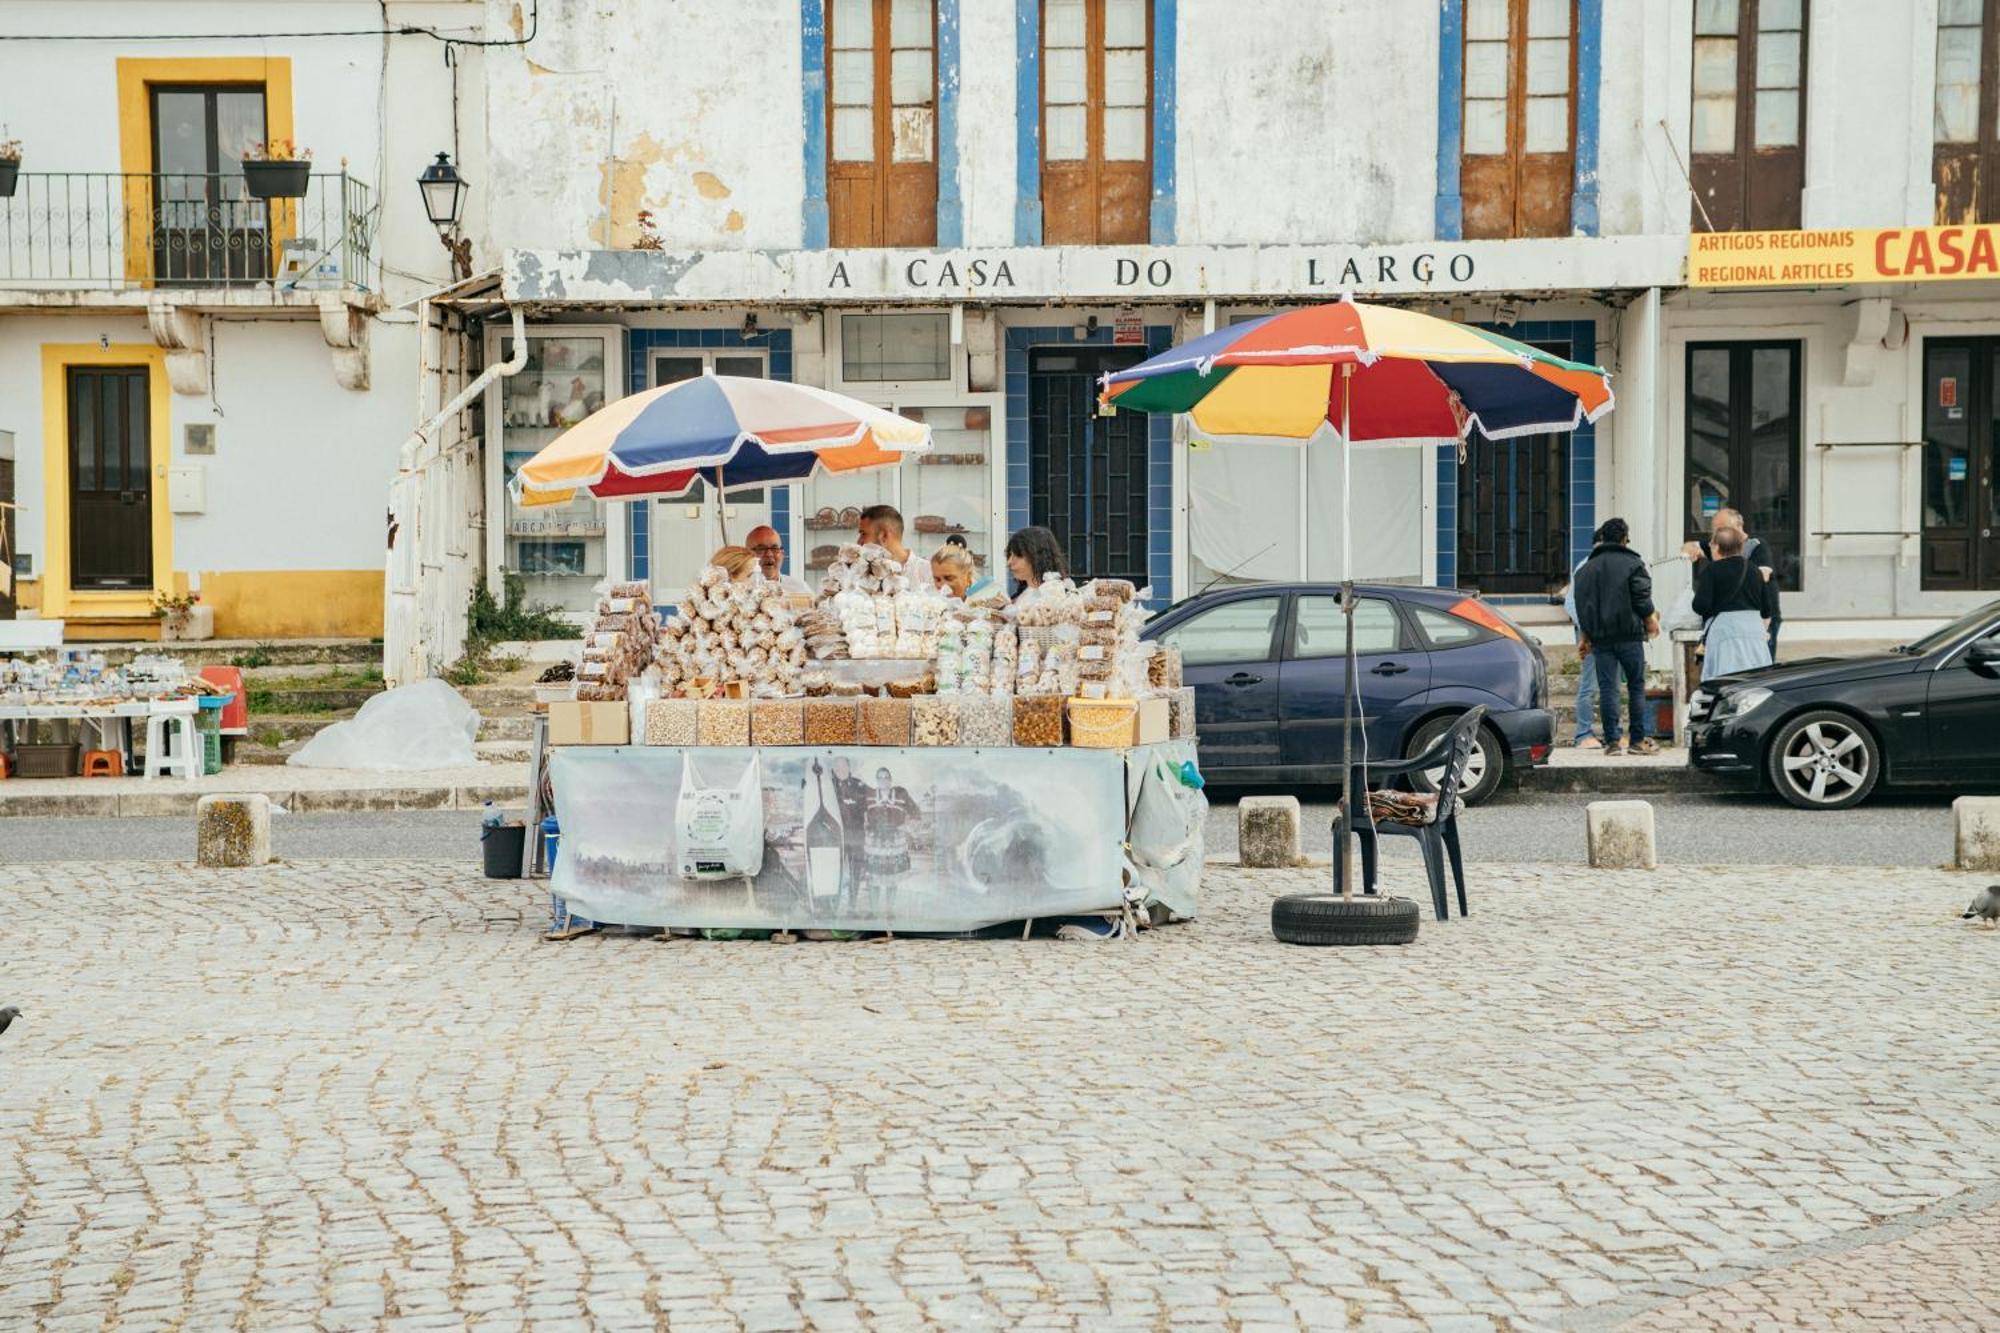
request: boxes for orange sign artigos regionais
[1689,225,2000,287]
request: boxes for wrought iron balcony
[0,171,375,293]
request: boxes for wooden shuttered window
[1460,0,1576,240]
[828,0,938,247]
[1689,0,1807,230]
[1934,0,2000,223]
[1041,0,1152,245]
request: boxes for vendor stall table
[527,716,1205,936]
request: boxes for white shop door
[649,351,772,605]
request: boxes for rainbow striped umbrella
[1099,299,1613,444]
[511,374,930,508]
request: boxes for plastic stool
[82,750,123,777]
[0,752,10,779]
[142,711,203,781]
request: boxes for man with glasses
[745,524,811,596]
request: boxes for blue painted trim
[1434,0,1464,241]
[801,0,829,249]
[1572,0,1602,236]
[624,328,796,582]
[1014,0,1042,245]
[1149,0,1177,243]
[1004,324,1174,607]
[937,0,964,246]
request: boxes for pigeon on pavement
[0,1006,17,1037]
[1962,886,2000,926]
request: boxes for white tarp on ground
[288,679,481,770]
[550,741,1205,933]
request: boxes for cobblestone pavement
[2,857,1997,1331]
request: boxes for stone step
[459,684,537,710]
[85,638,381,669]
[242,711,535,744]
[230,738,531,767]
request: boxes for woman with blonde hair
[709,545,758,583]
[931,537,1000,604]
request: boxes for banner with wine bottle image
[547,743,1203,933]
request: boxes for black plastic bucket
[481,823,527,879]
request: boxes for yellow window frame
[116,56,296,287]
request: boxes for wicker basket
[1065,698,1137,749]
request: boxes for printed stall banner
[1689,225,2000,288]
[550,743,1204,932]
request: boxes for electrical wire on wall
[0,1,540,49]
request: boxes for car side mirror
[1969,639,2000,670]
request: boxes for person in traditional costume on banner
[1003,525,1069,602]
[829,756,872,911]
[861,765,924,918]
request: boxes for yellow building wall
[199,570,383,639]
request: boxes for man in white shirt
[745,524,812,596]
[858,504,933,589]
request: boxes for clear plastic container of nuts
[697,698,752,746]
[804,698,859,745]
[1169,686,1197,739]
[752,698,806,745]
[958,694,1013,746]
[859,696,912,746]
[911,695,960,746]
[1012,694,1065,747]
[643,698,698,746]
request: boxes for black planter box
[0,159,18,199]
[242,159,310,199]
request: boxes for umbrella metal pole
[1339,362,1357,902]
[715,466,729,546]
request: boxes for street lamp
[418,151,472,280]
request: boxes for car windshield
[1898,600,2000,655]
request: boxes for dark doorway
[151,84,270,284]
[67,367,154,591]
[1922,337,2000,589]
[1456,427,1570,596]
[1027,345,1149,585]
[1684,340,1802,590]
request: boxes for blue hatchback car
[1140,582,1555,804]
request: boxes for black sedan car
[1140,582,1555,804]
[1688,599,2000,809]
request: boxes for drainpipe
[399,304,527,471]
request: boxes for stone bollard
[1586,799,1656,869]
[1953,796,2000,871]
[1239,795,1302,868]
[196,794,272,868]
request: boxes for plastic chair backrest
[1432,706,1488,815]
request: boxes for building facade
[0,0,491,640]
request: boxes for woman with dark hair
[1003,525,1069,599]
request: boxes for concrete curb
[1519,766,1730,796]
[0,783,528,819]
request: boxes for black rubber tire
[1764,708,1881,810]
[1406,717,1506,807]
[1271,893,1421,946]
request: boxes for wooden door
[1457,430,1568,594]
[1921,338,2000,590]
[828,0,937,247]
[151,84,270,284]
[1684,342,1802,591]
[1935,0,2000,222]
[67,367,155,591]
[1027,346,1148,584]
[1690,0,1806,230]
[1040,0,1151,245]
[1461,0,1576,239]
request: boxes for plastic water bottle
[482,801,503,829]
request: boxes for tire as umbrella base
[1271,893,1421,946]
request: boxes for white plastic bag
[287,679,480,770]
[675,751,765,880]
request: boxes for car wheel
[1271,893,1421,946]
[1406,716,1505,806]
[1766,710,1881,810]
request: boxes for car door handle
[1370,662,1410,676]
[1224,672,1263,687]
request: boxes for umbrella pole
[1339,362,1357,903]
[715,465,729,546]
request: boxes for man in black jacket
[1572,517,1660,756]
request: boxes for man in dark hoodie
[1572,516,1660,756]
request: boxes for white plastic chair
[142,704,202,781]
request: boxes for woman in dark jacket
[1692,526,1778,680]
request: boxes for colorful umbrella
[510,374,931,509]
[1101,298,1614,903]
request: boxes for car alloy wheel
[1410,716,1502,806]
[1768,710,1879,810]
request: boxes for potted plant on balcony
[241,140,311,199]
[0,136,21,199]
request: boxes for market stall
[524,554,1206,937]
[0,650,231,779]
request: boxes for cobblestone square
[2,857,1997,1330]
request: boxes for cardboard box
[1135,696,1170,746]
[548,701,629,746]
